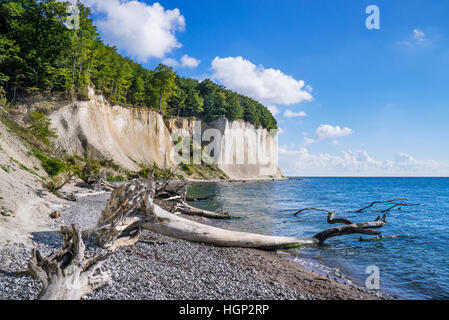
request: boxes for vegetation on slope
[0,0,277,130]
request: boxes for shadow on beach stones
[31,231,98,250]
[31,231,62,249]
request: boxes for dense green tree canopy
[0,0,277,129]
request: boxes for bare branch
[380,203,420,213]
[359,235,401,242]
[155,165,180,194]
[312,215,388,244]
[186,194,217,202]
[294,208,354,225]
[355,198,408,213]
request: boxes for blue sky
[81,0,449,176]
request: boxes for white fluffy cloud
[82,0,185,61]
[316,124,354,140]
[163,54,201,68]
[283,110,307,118]
[413,29,426,42]
[304,124,354,145]
[398,28,432,48]
[162,58,179,67]
[279,147,449,176]
[211,56,313,107]
[181,54,201,68]
[267,105,280,116]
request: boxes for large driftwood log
[145,204,313,249]
[28,225,111,300]
[84,178,391,250]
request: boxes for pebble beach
[0,192,387,300]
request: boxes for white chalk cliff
[50,88,282,180]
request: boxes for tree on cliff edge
[153,64,177,112]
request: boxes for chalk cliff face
[50,88,282,179]
[50,88,174,171]
[204,118,282,179]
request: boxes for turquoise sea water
[187,177,449,300]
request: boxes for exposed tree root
[82,178,156,249]
[28,225,111,300]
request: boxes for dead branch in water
[359,235,402,242]
[355,198,409,213]
[379,202,420,213]
[186,193,217,201]
[294,208,353,225]
[294,197,421,243]
[173,202,231,219]
[293,208,389,244]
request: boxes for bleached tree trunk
[145,205,313,249]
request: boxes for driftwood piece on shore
[174,202,231,219]
[144,204,313,249]
[156,182,230,219]
[93,173,117,192]
[28,225,111,300]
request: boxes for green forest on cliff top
[0,0,277,130]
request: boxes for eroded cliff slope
[0,119,61,245]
